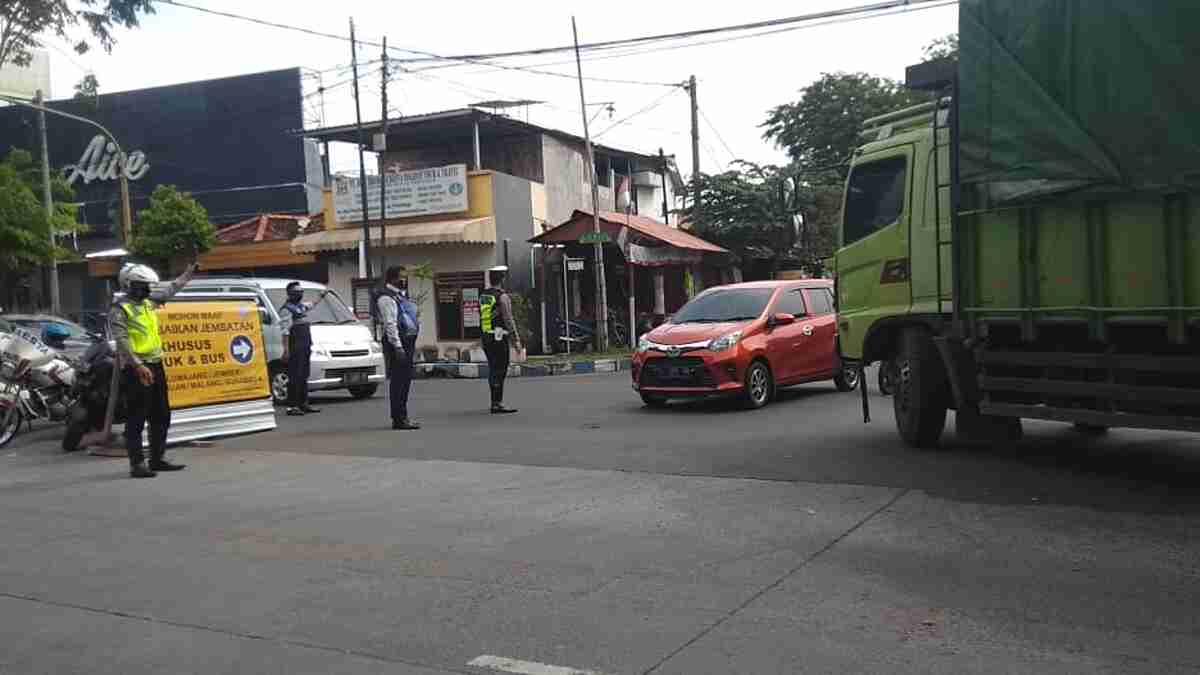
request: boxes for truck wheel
[894,328,949,448]
[877,359,897,396]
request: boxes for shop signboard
[334,163,469,222]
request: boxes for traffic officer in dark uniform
[279,281,327,417]
[377,266,420,430]
[479,265,523,414]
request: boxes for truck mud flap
[932,336,979,411]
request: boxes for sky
[41,0,957,177]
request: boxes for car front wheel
[270,366,289,405]
[742,361,773,410]
[834,363,860,392]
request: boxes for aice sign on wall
[62,134,151,186]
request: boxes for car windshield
[670,288,775,324]
[266,288,358,324]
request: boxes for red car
[632,280,859,408]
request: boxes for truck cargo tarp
[959,0,1200,203]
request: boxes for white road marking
[467,654,607,675]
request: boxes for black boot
[150,458,187,472]
[300,404,321,414]
[130,463,157,478]
[491,404,518,414]
[392,418,421,430]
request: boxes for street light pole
[0,94,134,246]
[33,90,60,315]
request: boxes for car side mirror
[768,313,796,327]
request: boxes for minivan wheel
[742,360,773,410]
[640,393,667,409]
[270,366,289,405]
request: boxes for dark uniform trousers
[385,336,417,421]
[287,324,312,408]
[124,361,170,467]
[482,335,511,405]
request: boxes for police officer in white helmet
[109,259,198,478]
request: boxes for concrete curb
[414,357,633,380]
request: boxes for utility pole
[572,16,609,351]
[687,75,700,228]
[350,17,372,280]
[379,35,389,274]
[659,147,669,223]
[34,91,60,315]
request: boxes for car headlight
[637,336,652,353]
[369,341,383,354]
[311,346,330,359]
[708,331,743,353]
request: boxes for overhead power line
[157,0,676,87]
[413,0,957,77]
[698,107,738,163]
[594,88,682,139]
[394,0,957,64]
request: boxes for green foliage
[923,33,959,61]
[679,161,839,275]
[0,1,155,69]
[131,185,214,266]
[73,73,100,106]
[403,262,434,319]
[5,148,82,238]
[761,72,924,178]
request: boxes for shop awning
[291,216,496,254]
[531,210,727,254]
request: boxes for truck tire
[894,328,949,448]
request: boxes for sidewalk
[414,354,634,380]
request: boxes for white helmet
[118,263,160,289]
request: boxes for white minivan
[175,277,386,403]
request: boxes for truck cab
[836,100,951,366]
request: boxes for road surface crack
[641,487,911,674]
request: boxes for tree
[73,73,100,103]
[762,72,924,179]
[923,33,959,61]
[131,185,214,269]
[680,162,838,277]
[0,152,53,308]
[0,1,155,70]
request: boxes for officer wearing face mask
[109,260,198,479]
[279,281,329,417]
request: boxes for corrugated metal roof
[532,210,728,254]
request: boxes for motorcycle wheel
[0,405,21,448]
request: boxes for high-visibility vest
[480,290,498,333]
[121,300,163,359]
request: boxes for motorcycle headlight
[708,331,743,353]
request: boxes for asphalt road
[2,370,1199,674]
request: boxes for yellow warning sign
[157,301,270,409]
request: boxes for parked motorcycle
[62,339,125,453]
[0,326,78,448]
[555,314,630,352]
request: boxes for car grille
[324,367,377,378]
[640,357,715,388]
[330,349,370,358]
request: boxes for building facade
[0,68,323,315]
[296,109,683,357]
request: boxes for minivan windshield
[266,288,358,324]
[670,288,775,324]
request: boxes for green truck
[835,0,1200,446]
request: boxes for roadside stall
[530,210,732,351]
